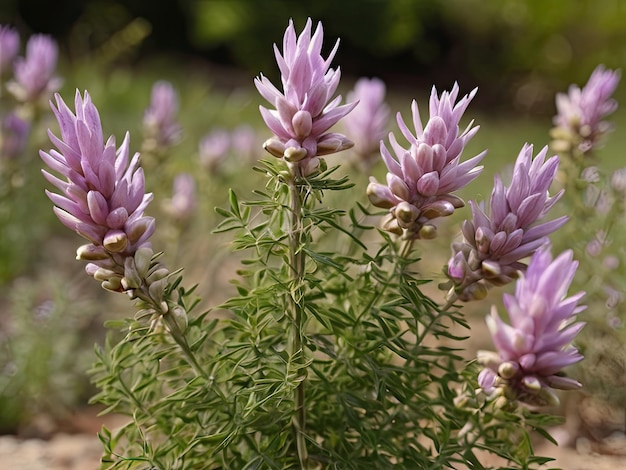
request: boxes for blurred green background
[2,0,626,112]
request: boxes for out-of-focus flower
[343,77,389,168]
[0,25,19,75]
[255,18,357,176]
[7,34,62,104]
[163,173,196,222]
[477,245,585,407]
[40,90,155,291]
[367,83,486,239]
[142,81,181,153]
[231,124,258,162]
[198,128,230,172]
[446,144,567,301]
[552,65,620,155]
[0,112,30,159]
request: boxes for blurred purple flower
[40,90,154,288]
[552,65,620,154]
[343,77,389,167]
[367,83,486,239]
[143,80,181,151]
[163,173,196,222]
[477,245,585,406]
[231,124,258,162]
[0,112,30,159]
[255,18,357,175]
[0,25,19,75]
[198,128,230,172]
[446,144,567,301]
[8,34,62,103]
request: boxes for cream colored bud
[482,260,501,278]
[395,201,418,224]
[498,361,519,380]
[263,138,287,158]
[522,375,541,391]
[284,146,308,162]
[381,213,402,235]
[76,244,110,261]
[93,267,119,282]
[418,224,437,239]
[101,276,123,292]
[467,281,488,301]
[476,350,501,368]
[103,230,129,253]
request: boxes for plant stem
[287,170,308,469]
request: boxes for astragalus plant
[40,18,588,470]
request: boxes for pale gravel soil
[0,428,624,470]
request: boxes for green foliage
[0,275,98,433]
[90,154,560,468]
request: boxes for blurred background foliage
[1,0,626,113]
[1,0,625,443]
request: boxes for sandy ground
[0,420,624,470]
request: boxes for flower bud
[263,138,287,158]
[93,267,119,282]
[103,229,128,252]
[417,223,437,239]
[498,361,519,379]
[76,244,110,261]
[102,276,123,292]
[284,146,308,162]
[395,201,418,225]
[292,110,313,139]
[366,182,395,209]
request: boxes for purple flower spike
[199,128,230,172]
[8,34,62,103]
[367,83,486,239]
[255,18,357,175]
[552,65,620,155]
[477,245,585,406]
[447,144,567,301]
[0,25,20,75]
[343,77,390,167]
[40,90,155,287]
[143,80,181,151]
[163,173,196,223]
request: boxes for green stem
[287,170,308,469]
[136,285,210,382]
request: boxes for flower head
[163,173,196,223]
[552,65,620,155]
[8,34,62,104]
[446,144,567,300]
[343,77,390,167]
[255,18,357,175]
[40,90,154,289]
[367,83,486,239]
[143,80,181,152]
[477,245,585,406]
[0,25,19,75]
[198,128,230,172]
